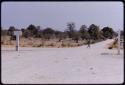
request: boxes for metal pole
[16,35,19,51]
[117,30,120,55]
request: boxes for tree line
[1,22,120,43]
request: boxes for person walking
[87,39,91,48]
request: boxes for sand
[1,39,124,84]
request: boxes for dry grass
[107,39,119,49]
[1,36,85,48]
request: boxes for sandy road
[1,39,124,84]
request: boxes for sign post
[14,31,22,51]
[117,30,120,55]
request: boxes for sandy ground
[1,39,124,84]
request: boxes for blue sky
[1,2,123,31]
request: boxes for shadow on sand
[101,52,123,55]
[1,49,33,52]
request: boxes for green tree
[55,30,64,41]
[26,24,38,37]
[66,22,76,38]
[72,31,81,43]
[21,28,31,38]
[8,26,17,40]
[35,26,43,38]
[88,24,100,40]
[79,25,89,40]
[42,28,55,40]
[101,27,115,39]
[8,26,16,36]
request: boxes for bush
[10,35,16,40]
[48,43,55,47]
[61,43,66,47]
[37,44,43,47]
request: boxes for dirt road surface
[1,39,124,84]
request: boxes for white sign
[14,31,22,36]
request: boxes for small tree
[7,26,17,40]
[55,31,64,41]
[42,28,55,40]
[66,22,76,38]
[21,29,31,38]
[79,25,89,40]
[8,26,16,36]
[72,31,81,43]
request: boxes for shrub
[48,43,55,47]
[37,44,42,47]
[10,35,16,40]
[61,43,66,47]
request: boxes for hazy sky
[1,1,123,31]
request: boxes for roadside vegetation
[1,22,123,48]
